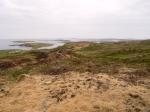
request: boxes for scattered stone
[44,81,52,85]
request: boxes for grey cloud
[0,0,150,39]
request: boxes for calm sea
[0,39,65,50]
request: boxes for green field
[0,40,150,81]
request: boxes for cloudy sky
[0,0,150,39]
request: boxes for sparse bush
[38,63,71,75]
[0,67,31,81]
[0,60,16,69]
[31,51,49,60]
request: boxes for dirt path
[0,72,150,112]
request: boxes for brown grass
[0,72,150,112]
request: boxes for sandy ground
[0,72,150,112]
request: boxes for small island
[13,41,34,43]
[11,41,53,49]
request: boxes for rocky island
[11,41,53,49]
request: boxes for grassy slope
[0,40,150,80]
[0,40,150,112]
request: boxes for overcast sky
[0,0,150,39]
